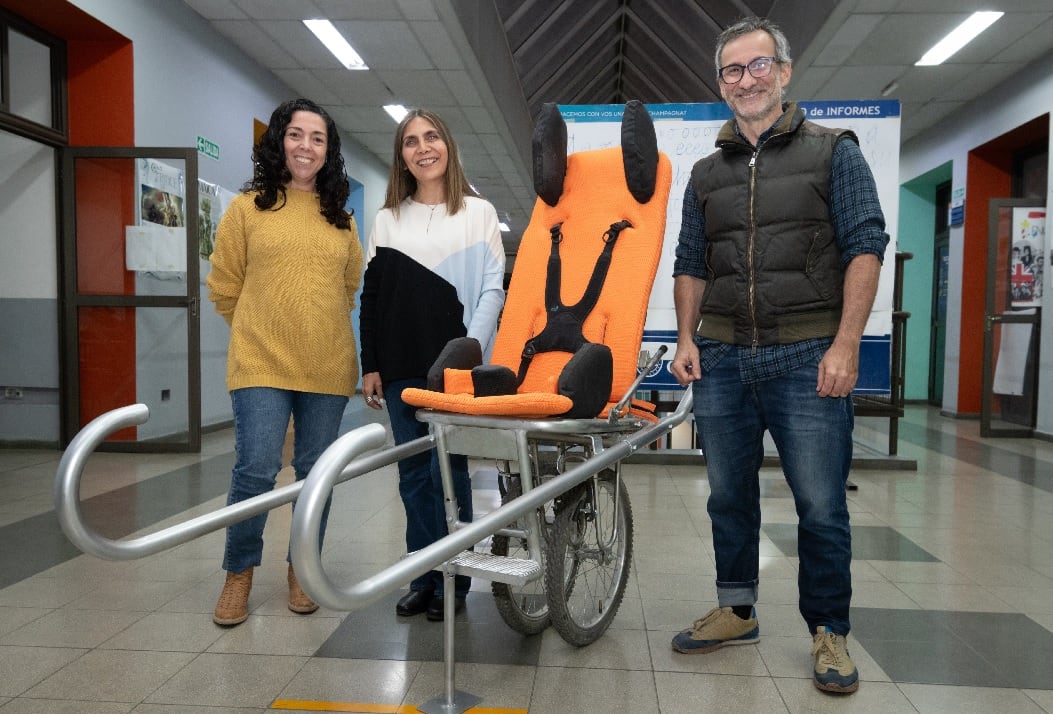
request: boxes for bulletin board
[559,100,901,393]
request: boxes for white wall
[900,49,1053,435]
[67,0,389,429]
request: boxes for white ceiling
[181,0,1053,241]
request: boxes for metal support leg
[417,566,481,714]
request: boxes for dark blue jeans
[386,377,472,597]
[692,350,854,635]
[222,387,348,573]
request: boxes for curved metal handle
[57,390,694,615]
[54,404,393,561]
[291,387,694,612]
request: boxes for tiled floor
[1,403,1052,713]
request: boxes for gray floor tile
[0,700,133,713]
[0,645,86,698]
[773,677,919,713]
[898,682,1047,713]
[98,611,227,652]
[276,657,419,708]
[144,652,305,708]
[23,649,194,702]
[852,607,1053,689]
[0,455,232,590]
[403,661,535,712]
[764,523,939,561]
[316,590,543,665]
[0,607,49,638]
[654,670,788,714]
[0,608,146,649]
[530,666,659,713]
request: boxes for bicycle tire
[545,470,633,646]
[491,477,551,635]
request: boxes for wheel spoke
[545,473,633,646]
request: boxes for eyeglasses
[718,56,779,84]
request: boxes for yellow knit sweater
[206,189,362,396]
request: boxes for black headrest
[531,100,659,206]
[532,103,567,207]
[621,100,658,203]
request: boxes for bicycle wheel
[545,470,633,646]
[491,476,551,635]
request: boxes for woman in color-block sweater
[206,98,363,626]
[360,109,505,621]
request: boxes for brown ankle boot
[213,567,253,626]
[288,563,319,614]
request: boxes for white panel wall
[0,134,56,300]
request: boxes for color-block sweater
[360,196,505,382]
[206,189,363,396]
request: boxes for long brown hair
[383,108,479,218]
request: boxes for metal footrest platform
[448,550,541,586]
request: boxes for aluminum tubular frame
[54,390,693,713]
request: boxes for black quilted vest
[692,103,854,347]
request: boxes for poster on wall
[128,159,188,273]
[1009,207,1046,309]
[197,178,237,264]
[127,161,236,275]
[558,100,901,393]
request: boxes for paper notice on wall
[125,223,187,272]
[992,311,1035,396]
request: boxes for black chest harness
[516,220,632,384]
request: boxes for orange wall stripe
[65,22,136,428]
[961,152,1011,414]
[67,39,135,146]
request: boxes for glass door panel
[62,148,200,451]
[982,199,1044,437]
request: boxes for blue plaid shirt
[673,112,890,384]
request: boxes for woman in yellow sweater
[206,98,362,626]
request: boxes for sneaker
[671,606,759,654]
[287,564,319,614]
[213,567,253,626]
[812,626,859,693]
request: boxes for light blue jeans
[222,387,348,573]
[693,350,854,635]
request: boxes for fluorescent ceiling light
[384,104,408,122]
[498,222,510,232]
[303,19,368,70]
[915,11,1003,66]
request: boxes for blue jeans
[692,350,854,635]
[222,387,348,573]
[386,377,472,597]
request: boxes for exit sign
[196,135,220,161]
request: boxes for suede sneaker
[812,625,859,693]
[671,606,759,654]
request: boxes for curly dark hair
[243,98,352,229]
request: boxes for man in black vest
[668,16,889,695]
